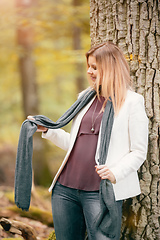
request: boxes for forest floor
[0,185,54,240]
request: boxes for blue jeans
[52,181,123,240]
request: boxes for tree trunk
[72,0,86,93]
[16,0,38,118]
[90,0,160,239]
[16,0,52,187]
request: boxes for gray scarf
[15,88,118,238]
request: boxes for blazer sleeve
[110,95,149,183]
[42,129,70,151]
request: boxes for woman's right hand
[27,116,48,133]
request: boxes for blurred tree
[0,0,90,187]
[16,0,38,117]
[16,0,52,187]
[90,0,160,239]
[72,0,85,93]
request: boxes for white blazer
[42,90,149,201]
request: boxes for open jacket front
[42,89,149,201]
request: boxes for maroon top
[58,96,105,191]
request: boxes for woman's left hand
[95,165,116,184]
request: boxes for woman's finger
[27,115,35,121]
[36,125,48,132]
[27,116,48,132]
[95,165,116,183]
[95,165,108,174]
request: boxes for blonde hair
[86,42,132,114]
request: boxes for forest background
[0,0,90,238]
[0,0,160,240]
[0,0,90,186]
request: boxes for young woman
[28,42,148,240]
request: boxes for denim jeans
[52,181,123,240]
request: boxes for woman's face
[87,55,98,85]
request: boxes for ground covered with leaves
[0,186,55,239]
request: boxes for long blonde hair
[86,42,132,114]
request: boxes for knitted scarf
[14,88,118,238]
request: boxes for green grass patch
[4,191,14,203]
[2,239,22,240]
[48,231,56,240]
[8,206,53,227]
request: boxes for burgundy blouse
[58,96,105,191]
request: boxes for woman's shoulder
[126,89,144,103]
[122,89,146,114]
[125,90,148,121]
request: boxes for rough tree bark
[90,0,160,239]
